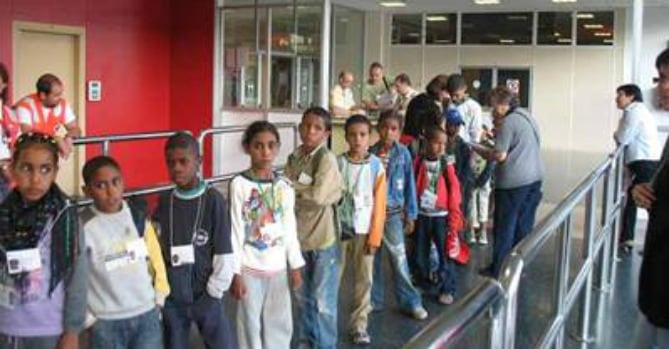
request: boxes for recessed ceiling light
[583,24,603,29]
[379,1,406,7]
[576,13,595,19]
[474,0,500,4]
[426,15,449,22]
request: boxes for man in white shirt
[447,74,483,143]
[330,71,358,119]
[15,73,81,157]
[613,84,661,253]
[393,73,418,120]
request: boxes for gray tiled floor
[179,219,653,349]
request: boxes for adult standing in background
[447,74,483,144]
[393,73,419,121]
[0,63,17,201]
[613,83,660,254]
[361,62,393,118]
[15,73,81,158]
[330,71,358,119]
[633,47,669,348]
[470,86,543,277]
[401,74,450,149]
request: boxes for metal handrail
[72,123,299,207]
[409,145,626,348]
[403,278,505,349]
[73,130,187,155]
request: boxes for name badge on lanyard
[6,248,42,275]
[420,190,438,210]
[171,244,195,267]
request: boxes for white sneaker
[438,293,454,305]
[478,231,488,245]
[466,231,476,244]
[410,306,429,320]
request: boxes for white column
[631,0,643,84]
[319,0,332,109]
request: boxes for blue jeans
[372,213,423,312]
[415,215,456,295]
[491,181,542,276]
[295,244,340,349]
[163,294,236,349]
[91,308,163,349]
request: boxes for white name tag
[126,238,148,262]
[104,253,131,272]
[298,172,313,185]
[6,248,41,275]
[171,244,195,266]
[0,284,16,309]
[353,193,373,209]
[420,191,438,210]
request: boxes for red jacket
[413,156,463,235]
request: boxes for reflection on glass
[461,13,533,45]
[271,6,295,53]
[576,11,614,46]
[537,12,573,45]
[392,14,422,45]
[332,6,365,101]
[425,13,457,45]
[297,6,321,55]
[497,69,530,108]
[223,8,259,107]
[271,56,293,108]
[461,68,493,107]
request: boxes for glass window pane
[271,56,293,108]
[461,13,533,45]
[461,68,493,107]
[271,6,295,53]
[497,69,531,108]
[576,11,614,46]
[425,13,457,45]
[223,8,259,108]
[296,6,321,55]
[537,12,573,45]
[392,14,422,45]
[332,6,365,102]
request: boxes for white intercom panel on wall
[88,80,102,102]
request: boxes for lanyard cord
[427,159,441,192]
[169,191,203,248]
[344,158,367,195]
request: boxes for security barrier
[405,146,626,349]
[71,123,299,206]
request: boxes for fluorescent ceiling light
[380,1,406,7]
[499,39,515,44]
[554,32,561,37]
[604,39,614,44]
[577,13,595,19]
[594,32,612,37]
[552,0,577,3]
[557,38,573,43]
[507,15,528,20]
[583,24,603,29]
[474,0,500,4]
[426,15,449,22]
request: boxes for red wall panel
[0,0,176,189]
[169,0,214,176]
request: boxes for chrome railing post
[596,166,612,294]
[572,189,596,343]
[609,150,625,281]
[552,215,572,349]
[102,140,111,156]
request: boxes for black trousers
[621,160,659,243]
